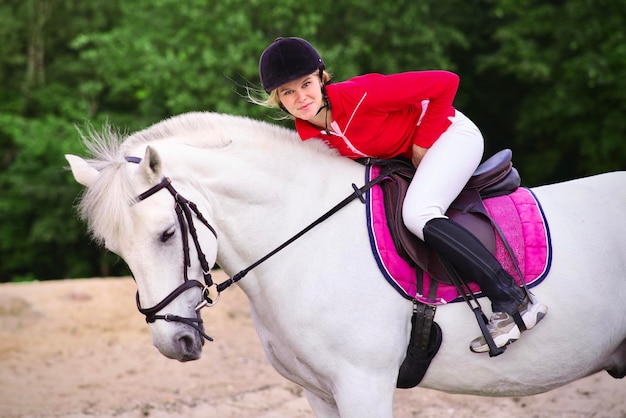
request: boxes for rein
[212,172,389,294]
[125,155,393,342]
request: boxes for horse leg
[304,390,341,418]
[332,376,395,418]
[304,375,395,418]
[606,337,626,379]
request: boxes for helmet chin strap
[317,67,332,135]
[313,104,330,136]
[319,68,331,107]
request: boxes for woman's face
[276,73,323,120]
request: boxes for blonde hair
[247,70,333,120]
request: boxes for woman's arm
[412,144,428,168]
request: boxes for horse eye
[160,228,175,243]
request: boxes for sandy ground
[1,270,624,418]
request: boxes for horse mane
[76,123,137,246]
[76,112,338,245]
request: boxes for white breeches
[402,110,484,240]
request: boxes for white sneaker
[470,297,548,354]
[519,295,548,330]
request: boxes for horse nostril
[179,333,196,354]
[175,331,203,362]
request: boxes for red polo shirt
[295,71,459,159]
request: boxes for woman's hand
[411,144,428,168]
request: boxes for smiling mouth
[298,103,313,111]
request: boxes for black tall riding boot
[422,217,525,314]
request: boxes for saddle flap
[379,150,518,284]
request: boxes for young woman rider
[252,37,547,353]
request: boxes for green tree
[0,0,127,282]
[70,0,463,127]
[476,0,626,183]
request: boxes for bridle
[125,156,217,342]
[124,155,392,343]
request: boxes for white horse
[66,111,626,418]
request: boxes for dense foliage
[1,0,624,282]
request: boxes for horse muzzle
[152,317,205,362]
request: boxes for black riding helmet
[259,37,325,93]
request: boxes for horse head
[66,144,218,362]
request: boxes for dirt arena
[1,270,624,417]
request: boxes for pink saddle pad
[365,165,551,304]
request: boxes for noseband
[126,156,217,342]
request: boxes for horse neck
[158,137,363,280]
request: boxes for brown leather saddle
[378,149,520,285]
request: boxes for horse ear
[138,146,163,183]
[65,154,99,187]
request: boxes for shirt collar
[295,117,327,139]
